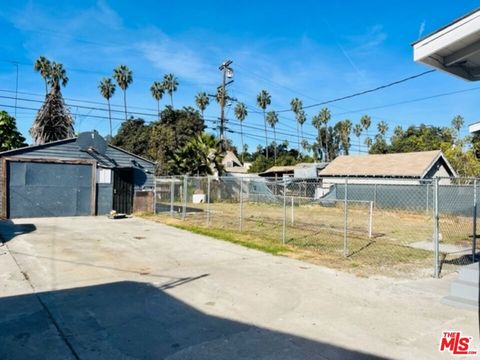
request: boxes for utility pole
[218,60,234,148]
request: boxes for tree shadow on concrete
[0,220,36,243]
[0,281,385,360]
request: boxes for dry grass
[141,199,477,278]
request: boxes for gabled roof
[319,150,457,178]
[0,137,156,165]
[222,151,243,167]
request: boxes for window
[97,168,112,184]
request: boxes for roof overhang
[413,9,480,81]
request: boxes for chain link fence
[154,175,479,278]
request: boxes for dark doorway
[113,168,134,214]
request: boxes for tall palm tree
[256,90,271,159]
[297,110,307,153]
[353,124,362,154]
[319,107,331,161]
[163,73,178,107]
[266,111,279,164]
[377,120,389,140]
[234,102,248,164]
[150,81,164,119]
[195,91,210,118]
[392,125,404,141]
[48,62,69,92]
[360,114,372,149]
[364,137,372,151]
[113,65,133,121]
[290,97,303,153]
[312,112,323,160]
[34,56,52,95]
[98,78,116,138]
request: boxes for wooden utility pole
[218,60,233,147]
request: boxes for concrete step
[458,263,479,283]
[442,295,479,311]
[449,280,479,302]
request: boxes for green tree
[163,73,178,107]
[0,111,26,151]
[98,77,116,138]
[266,111,279,164]
[33,56,51,95]
[451,115,464,143]
[111,118,151,158]
[150,81,164,119]
[30,62,74,145]
[312,113,323,160]
[297,110,307,153]
[353,123,362,154]
[290,97,303,153]
[377,120,389,140]
[195,91,210,118]
[360,114,372,150]
[256,90,271,159]
[113,65,133,121]
[48,62,69,92]
[169,133,223,176]
[319,108,331,160]
[234,102,248,164]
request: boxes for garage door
[7,161,94,218]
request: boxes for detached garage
[0,132,156,219]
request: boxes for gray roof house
[319,150,457,185]
[0,132,155,219]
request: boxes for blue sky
[1,0,480,154]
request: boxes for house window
[97,168,112,184]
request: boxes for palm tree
[290,97,303,153]
[312,113,323,160]
[34,56,51,95]
[163,73,178,107]
[256,90,271,159]
[377,120,389,140]
[195,91,210,118]
[392,125,403,142]
[48,62,68,92]
[113,65,133,121]
[98,78,116,138]
[234,102,248,164]
[360,114,372,149]
[266,111,279,164]
[451,115,464,141]
[364,137,372,151]
[319,107,331,161]
[353,124,362,154]
[150,81,164,119]
[215,86,228,139]
[297,110,307,153]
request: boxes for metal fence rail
[154,175,478,278]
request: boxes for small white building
[319,150,457,187]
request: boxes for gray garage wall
[0,139,156,218]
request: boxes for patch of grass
[140,214,288,255]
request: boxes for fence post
[207,176,211,226]
[368,201,373,239]
[170,176,175,217]
[343,178,348,257]
[433,177,440,278]
[425,183,429,214]
[282,180,287,245]
[291,196,294,225]
[473,179,477,262]
[239,178,244,232]
[182,175,187,220]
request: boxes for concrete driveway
[0,217,476,359]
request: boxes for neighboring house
[319,150,457,187]
[222,151,252,177]
[259,162,328,179]
[0,131,155,219]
